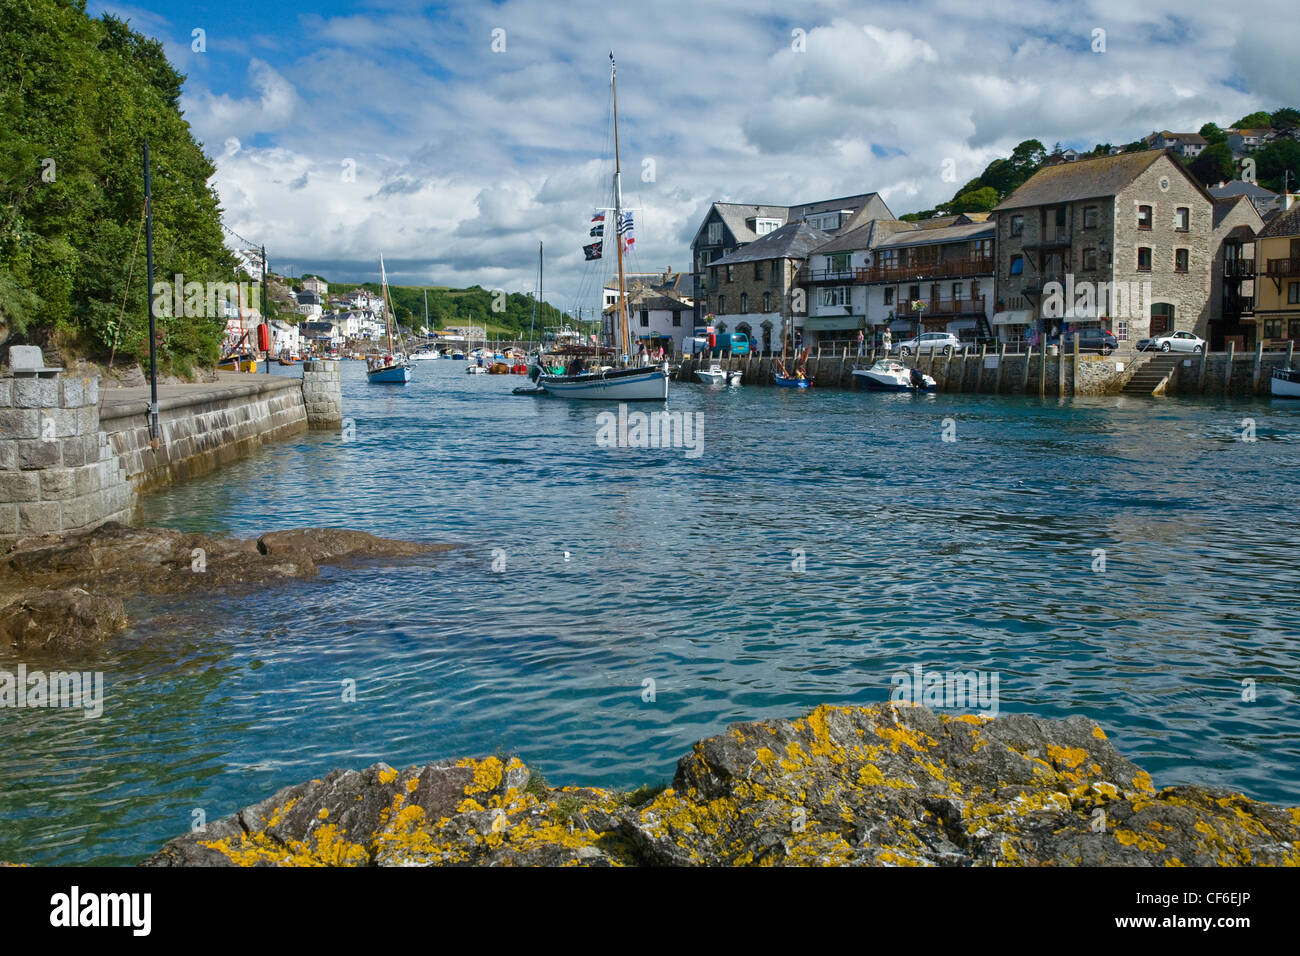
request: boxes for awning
[803,315,865,331]
[992,309,1033,326]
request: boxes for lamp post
[143,140,158,444]
[911,299,926,367]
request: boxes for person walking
[857,329,865,356]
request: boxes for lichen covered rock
[144,704,1300,867]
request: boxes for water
[3,359,1299,865]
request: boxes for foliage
[1233,111,1273,130]
[1199,123,1227,145]
[329,279,570,336]
[0,0,235,370]
[1189,143,1236,185]
[1254,138,1300,193]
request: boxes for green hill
[323,280,571,337]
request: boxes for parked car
[1044,328,1119,355]
[714,332,751,356]
[1136,330,1205,353]
[893,332,962,356]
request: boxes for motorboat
[409,347,440,361]
[727,369,743,386]
[852,358,937,392]
[695,364,728,385]
[1271,366,1300,398]
[466,364,488,374]
[451,350,466,360]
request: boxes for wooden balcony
[857,257,995,283]
[797,268,857,284]
[1224,258,1255,278]
[1265,258,1300,277]
[909,296,986,318]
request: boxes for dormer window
[754,218,781,235]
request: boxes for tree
[1199,122,1227,145]
[1255,138,1300,192]
[945,186,999,214]
[1233,110,1272,130]
[1189,143,1235,186]
[1270,108,1300,130]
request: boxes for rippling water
[3,359,1299,865]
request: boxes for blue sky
[90,0,1298,306]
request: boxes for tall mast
[379,254,394,354]
[611,52,629,362]
[423,288,429,343]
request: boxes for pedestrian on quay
[882,327,893,354]
[857,329,865,356]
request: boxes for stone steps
[1122,354,1183,395]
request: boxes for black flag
[583,242,603,260]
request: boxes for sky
[91,0,1299,310]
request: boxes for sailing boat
[366,254,412,384]
[533,53,668,402]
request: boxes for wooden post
[957,346,968,391]
[977,344,987,393]
[994,342,1006,394]
[1252,339,1264,395]
[1072,332,1080,397]
[943,346,954,390]
[1288,340,1295,370]
[1022,345,1032,394]
[1039,341,1046,398]
[1224,340,1235,395]
[1198,343,1209,395]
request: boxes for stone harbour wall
[301,360,342,427]
[0,376,131,546]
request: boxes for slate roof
[1209,180,1279,200]
[1257,202,1300,239]
[993,150,1194,212]
[710,221,832,266]
[872,219,996,249]
[699,193,893,246]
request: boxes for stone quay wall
[0,376,131,545]
[99,376,308,495]
[301,360,342,427]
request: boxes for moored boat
[852,358,937,392]
[1271,367,1300,398]
[366,254,412,385]
[537,363,668,400]
[695,364,727,385]
[773,373,811,388]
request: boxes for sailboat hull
[367,364,411,384]
[538,366,668,401]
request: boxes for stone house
[300,276,329,297]
[689,192,894,327]
[992,149,1216,346]
[1252,201,1300,349]
[703,221,832,353]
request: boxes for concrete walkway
[99,372,302,422]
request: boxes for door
[1149,304,1174,337]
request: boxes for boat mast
[379,254,395,354]
[423,288,429,344]
[611,52,629,363]
[528,241,541,350]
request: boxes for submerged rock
[143,703,1300,867]
[0,587,126,655]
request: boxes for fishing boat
[217,351,257,373]
[853,358,937,392]
[366,254,412,384]
[451,349,466,360]
[1271,366,1300,398]
[534,53,668,403]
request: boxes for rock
[0,587,127,655]
[256,528,446,563]
[142,704,1300,867]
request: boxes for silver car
[1137,330,1205,353]
[893,332,962,356]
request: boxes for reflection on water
[2,360,1299,864]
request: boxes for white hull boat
[538,364,668,401]
[1271,367,1300,398]
[852,359,937,392]
[409,348,440,361]
[466,364,488,374]
[695,364,727,385]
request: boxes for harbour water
[3,359,1299,865]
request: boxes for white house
[269,320,301,354]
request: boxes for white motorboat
[852,358,937,392]
[466,364,488,374]
[1271,367,1300,398]
[727,369,743,386]
[409,347,440,361]
[695,364,728,385]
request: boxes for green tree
[1233,110,1272,130]
[945,186,999,214]
[1255,138,1300,192]
[1199,122,1227,145]
[1270,108,1300,130]
[1189,142,1236,185]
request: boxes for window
[821,287,850,307]
[754,261,763,280]
[1137,205,1152,230]
[639,310,649,328]
[1137,247,1152,271]
[972,239,993,260]
[1289,282,1300,305]
[952,283,963,300]
[908,285,921,302]
[1010,215,1024,237]
[1082,247,1098,271]
[755,218,780,235]
[884,288,894,305]
[1083,206,1099,229]
[672,312,682,327]
[1116,321,1129,341]
[707,222,722,245]
[878,249,898,271]
[1175,249,1189,273]
[726,265,734,282]
[1264,320,1283,339]
[1290,319,1300,339]
[740,293,748,312]
[717,295,726,313]
[829,252,851,273]
[1010,255,1024,275]
[1175,207,1189,231]
[762,292,771,312]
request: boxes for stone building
[1209,195,1265,349]
[992,150,1216,346]
[689,192,894,327]
[702,221,831,353]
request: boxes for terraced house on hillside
[992,150,1217,347]
[690,192,895,334]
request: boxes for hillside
[321,279,571,336]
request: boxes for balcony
[1224,258,1256,278]
[857,256,995,283]
[1020,232,1073,250]
[1223,295,1255,316]
[797,267,858,284]
[904,296,987,319]
[1266,258,1300,277]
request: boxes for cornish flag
[583,242,603,261]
